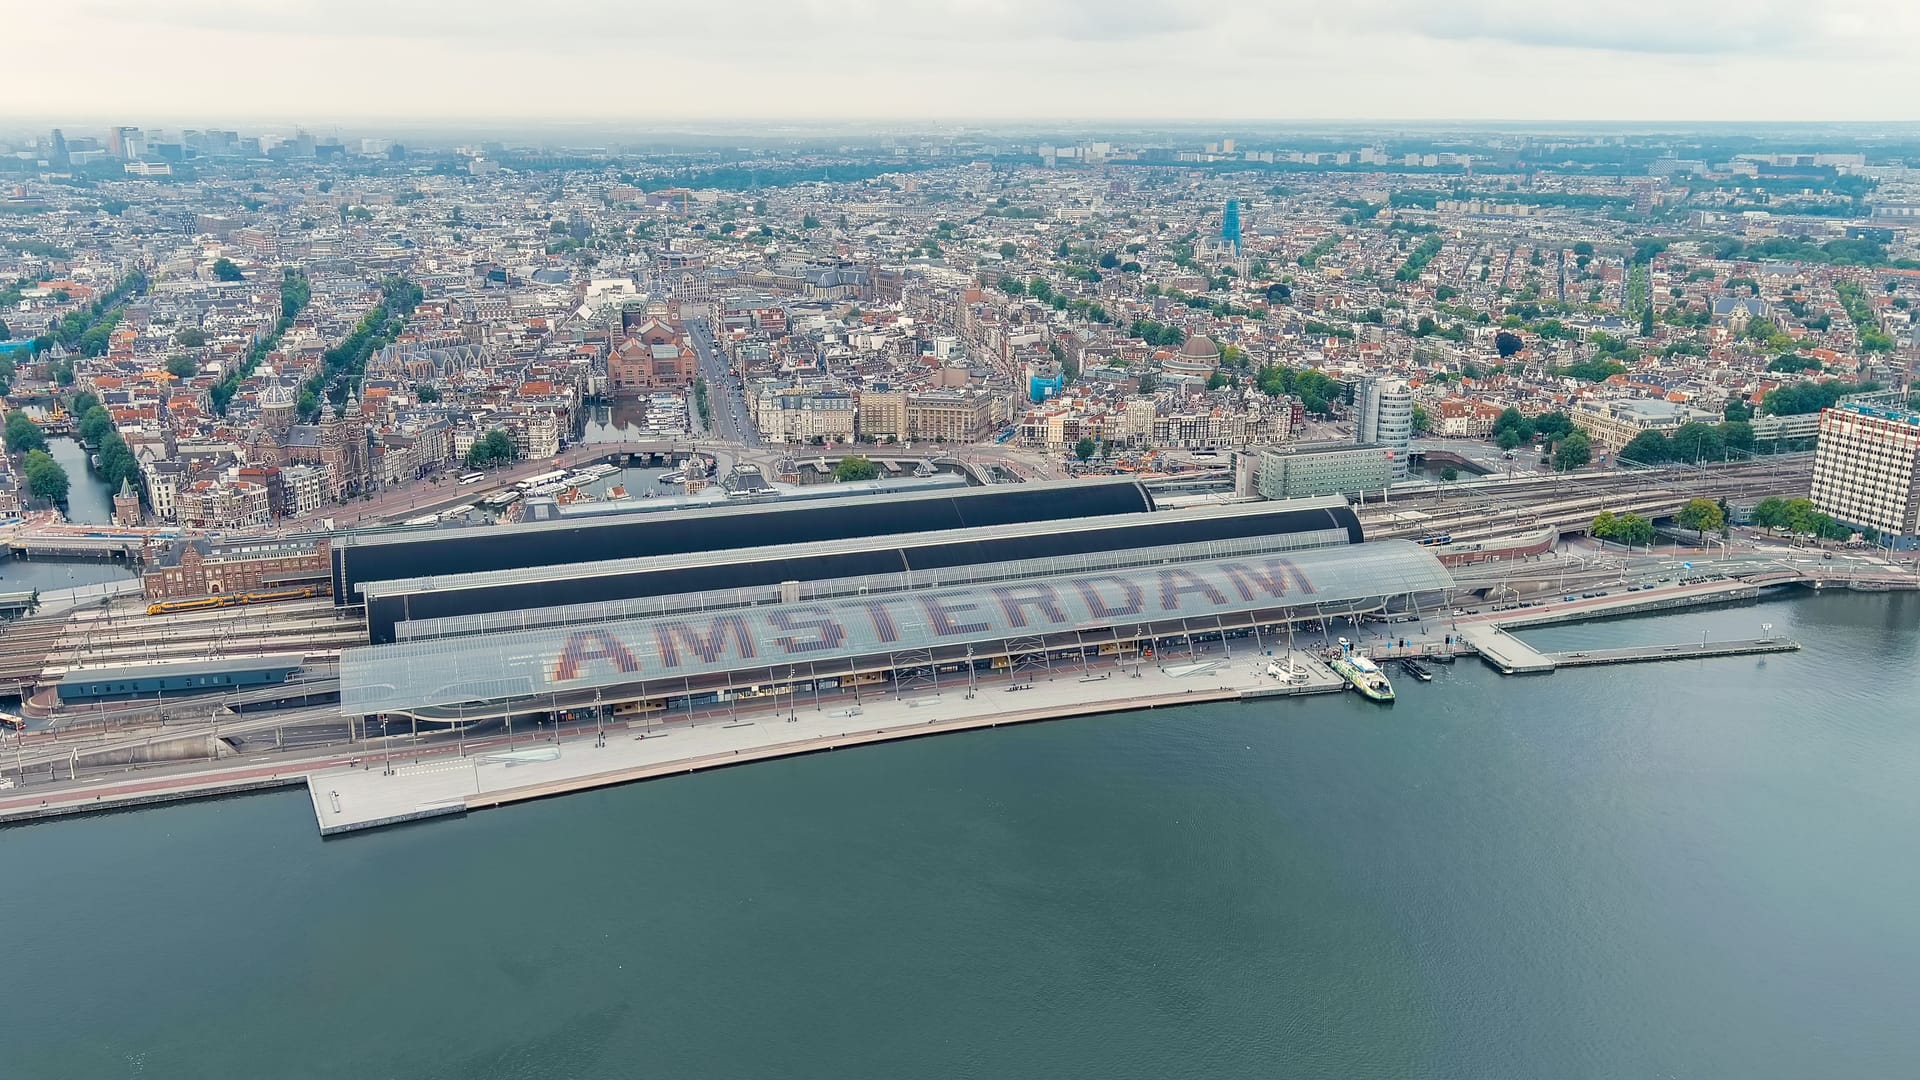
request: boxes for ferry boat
[1330,651,1395,702]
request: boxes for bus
[457,472,485,486]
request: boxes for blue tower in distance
[1221,199,1241,255]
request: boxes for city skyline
[10,0,1920,124]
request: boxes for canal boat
[1397,658,1434,682]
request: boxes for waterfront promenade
[1,649,1350,833]
[0,569,1863,836]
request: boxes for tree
[1411,404,1432,434]
[1532,412,1575,441]
[1098,251,1120,269]
[1440,465,1459,482]
[1137,373,1159,394]
[0,318,9,341]
[165,355,197,379]
[464,429,518,469]
[1724,399,1753,422]
[1670,421,1725,463]
[1055,240,1070,259]
[1552,431,1591,472]
[1415,315,1436,337]
[175,327,207,347]
[1750,497,1791,530]
[1492,407,1533,443]
[1496,428,1522,452]
[1592,511,1654,547]
[1676,497,1726,540]
[22,449,68,504]
[1494,330,1524,358]
[803,214,821,229]
[211,258,244,282]
[414,385,440,403]
[1028,278,1053,303]
[997,242,1016,260]
[1620,429,1672,465]
[5,410,47,454]
[997,274,1023,297]
[833,455,880,482]
[1074,437,1097,461]
[78,406,114,446]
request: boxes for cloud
[72,0,1209,45]
[10,0,1920,121]
[1349,0,1913,57]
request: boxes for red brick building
[142,537,332,600]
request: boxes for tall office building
[108,125,143,160]
[49,128,68,167]
[1355,377,1413,480]
[1221,199,1241,255]
[1810,402,1920,544]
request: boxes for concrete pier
[1455,624,1555,675]
[1549,638,1800,667]
[308,651,1350,837]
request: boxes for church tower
[259,381,296,439]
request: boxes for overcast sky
[9,0,1917,125]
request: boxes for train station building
[339,539,1454,722]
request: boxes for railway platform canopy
[360,496,1365,645]
[339,540,1453,721]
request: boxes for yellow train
[146,584,330,617]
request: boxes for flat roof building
[1810,403,1920,545]
[1238,444,1395,500]
[1572,399,1718,453]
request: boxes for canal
[45,437,114,525]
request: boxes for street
[685,318,760,448]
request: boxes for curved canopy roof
[340,540,1451,716]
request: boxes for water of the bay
[2,592,1916,1079]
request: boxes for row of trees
[1590,511,1655,546]
[1750,497,1851,541]
[1619,420,1763,465]
[209,270,315,414]
[23,269,149,359]
[75,402,139,493]
[298,276,422,421]
[1762,379,1879,416]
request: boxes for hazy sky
[10,0,1918,125]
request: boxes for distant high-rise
[108,125,143,160]
[1355,377,1413,480]
[49,128,68,167]
[1221,199,1241,255]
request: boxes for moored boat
[1330,651,1396,702]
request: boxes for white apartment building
[1810,404,1920,544]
